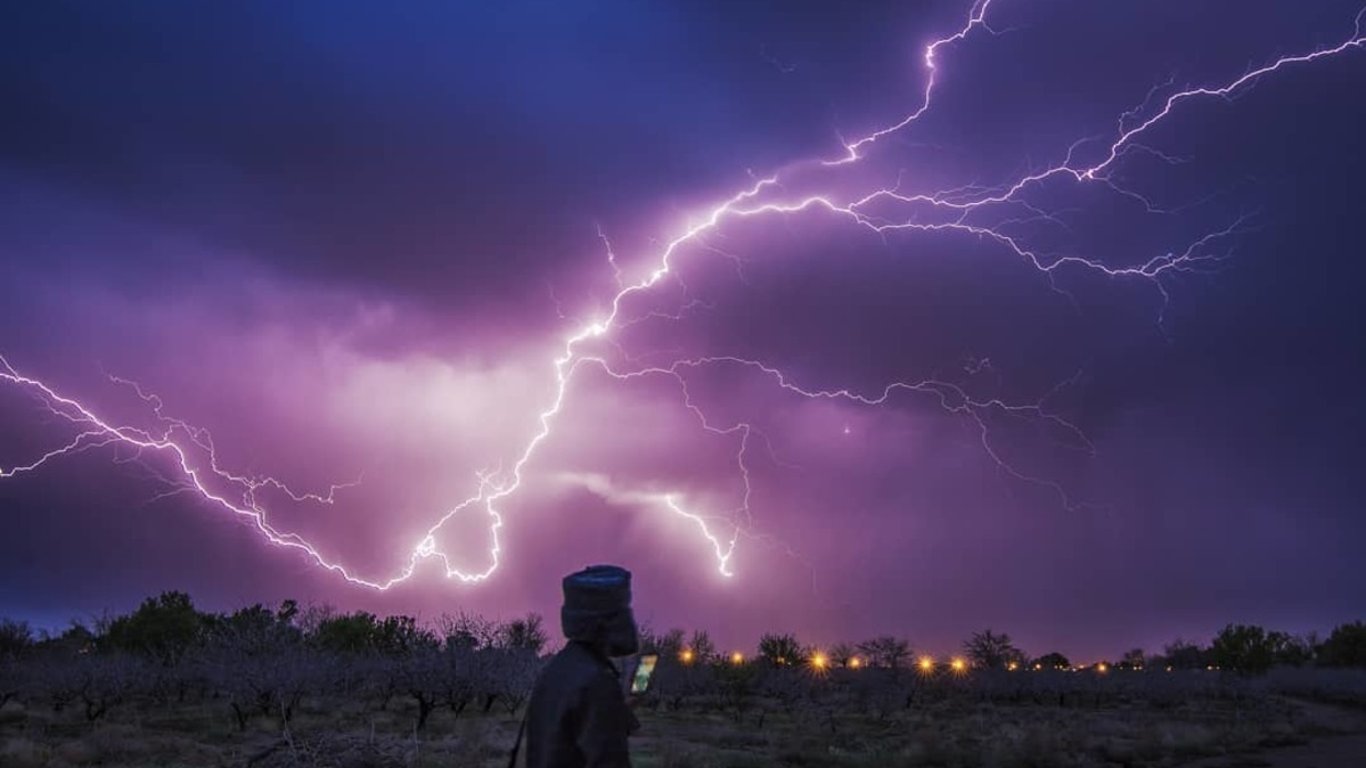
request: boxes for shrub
[1160,639,1209,670]
[1210,624,1276,674]
[1033,652,1070,670]
[103,591,207,664]
[1318,622,1366,668]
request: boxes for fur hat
[561,564,638,656]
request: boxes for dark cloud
[1,0,1364,659]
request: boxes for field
[4,603,1365,767]
[3,663,1366,768]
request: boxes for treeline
[637,623,1366,676]
[0,591,548,662]
[2,593,1364,676]
[0,592,547,732]
[1,593,1364,735]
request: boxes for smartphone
[630,654,658,694]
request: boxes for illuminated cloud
[1,1,1364,655]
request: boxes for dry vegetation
[2,667,1365,767]
[2,598,1365,767]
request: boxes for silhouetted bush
[1318,621,1366,668]
[1159,639,1210,670]
[1211,624,1277,674]
[103,591,207,664]
[1032,651,1070,670]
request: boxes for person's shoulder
[533,646,599,701]
[557,641,603,664]
[557,643,618,684]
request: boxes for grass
[0,684,1361,767]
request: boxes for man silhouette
[521,564,640,768]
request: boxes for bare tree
[437,611,498,650]
[857,636,911,670]
[651,628,687,659]
[963,629,1023,670]
[397,648,444,731]
[829,642,857,667]
[0,618,33,659]
[202,615,319,730]
[497,614,548,654]
[437,646,478,717]
[688,630,717,663]
[758,633,804,666]
[76,654,143,721]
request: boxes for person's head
[560,564,639,657]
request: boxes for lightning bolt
[3,3,1363,588]
[834,0,1001,163]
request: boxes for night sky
[2,1,1364,662]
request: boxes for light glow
[2,4,1362,589]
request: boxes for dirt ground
[1189,734,1366,768]
[1186,699,1366,768]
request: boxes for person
[519,564,641,768]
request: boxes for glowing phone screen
[630,654,658,694]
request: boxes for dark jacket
[524,641,638,768]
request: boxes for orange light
[730,651,744,665]
[679,648,695,664]
[810,652,829,670]
[1032,663,1042,671]
[918,656,935,672]
[1007,661,1019,671]
[950,657,967,673]
[1097,663,1109,673]
[848,657,862,669]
